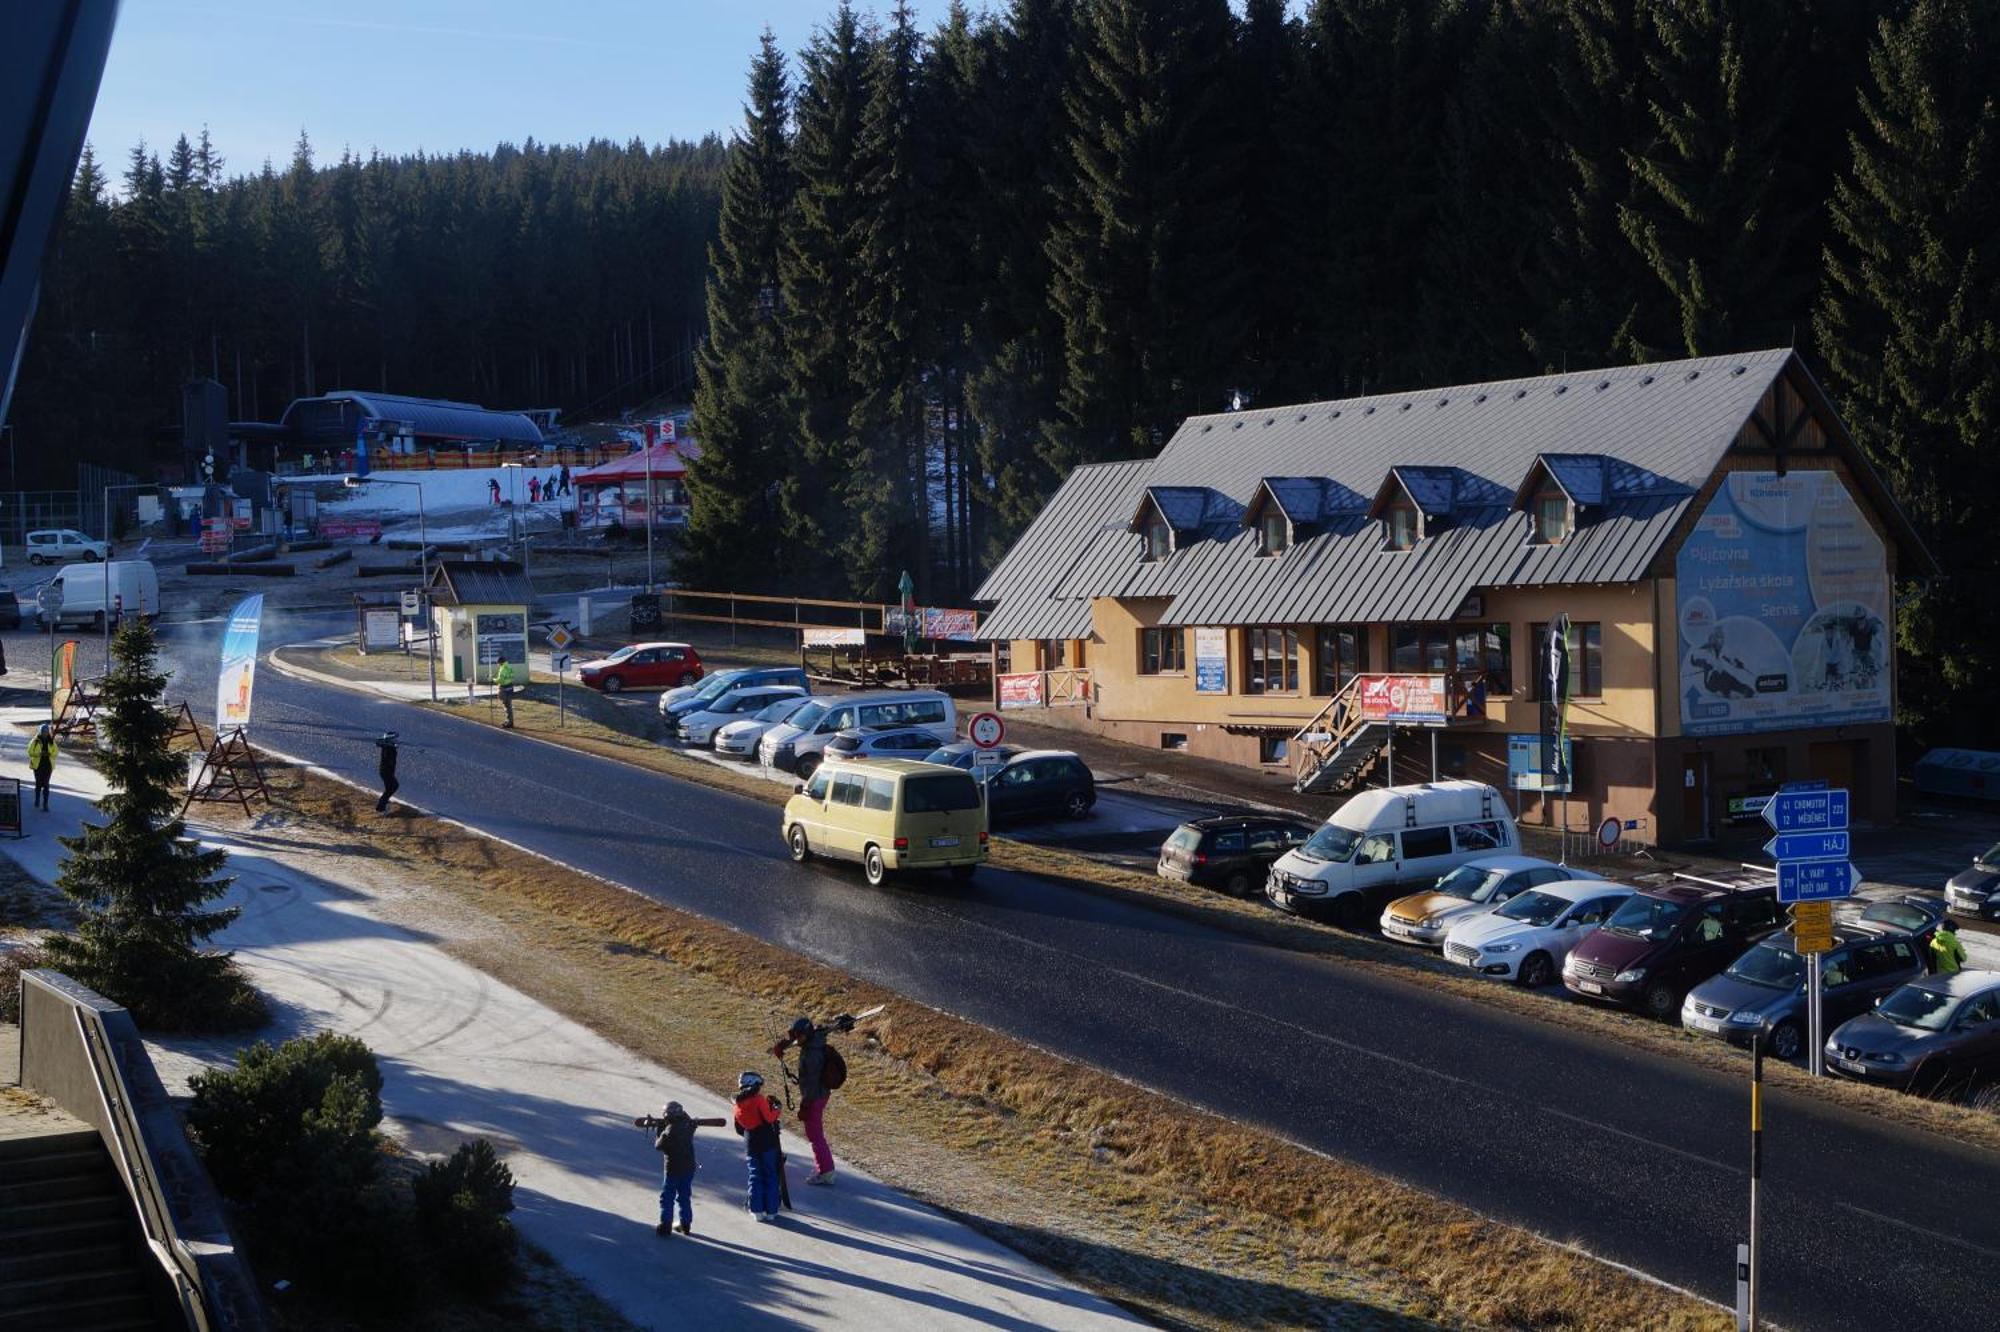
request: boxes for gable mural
[1676,471,1890,735]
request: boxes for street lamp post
[100,482,154,668]
[643,441,655,591]
[347,475,436,701]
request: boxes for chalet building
[974,350,1933,845]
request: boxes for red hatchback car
[576,642,702,693]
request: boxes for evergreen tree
[1043,0,1243,471]
[1230,0,1307,403]
[41,622,259,1031]
[686,30,798,592]
[1816,0,2000,746]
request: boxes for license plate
[929,836,960,848]
[1575,980,1603,994]
[1833,1056,1865,1074]
[1688,1015,1722,1033]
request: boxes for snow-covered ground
[305,468,577,544]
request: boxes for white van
[1264,780,1518,926]
[759,690,957,779]
[38,560,160,627]
[24,529,109,565]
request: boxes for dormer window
[1534,488,1573,545]
[1143,515,1172,561]
[1385,504,1419,552]
[1259,511,1290,557]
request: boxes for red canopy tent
[573,438,701,530]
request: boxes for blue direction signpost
[1761,786,1849,835]
[1777,858,1861,903]
[1764,784,1856,1079]
[1762,830,1851,862]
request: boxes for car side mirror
[793,782,806,795]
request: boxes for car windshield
[1725,941,1806,990]
[903,774,981,813]
[1876,986,1958,1032]
[1433,865,1507,902]
[1298,823,1361,863]
[1603,894,1688,942]
[1496,890,1568,926]
[691,672,744,701]
[1166,826,1203,852]
[755,698,805,723]
[602,646,637,663]
[786,702,828,732]
[1979,843,2000,869]
[924,747,969,767]
[1860,901,1927,931]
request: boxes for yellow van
[782,758,988,885]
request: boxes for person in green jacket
[26,723,55,811]
[495,659,519,728]
[1931,918,1967,975]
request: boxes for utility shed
[427,560,534,685]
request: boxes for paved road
[108,617,2000,1331]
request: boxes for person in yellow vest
[1931,918,1967,975]
[495,659,519,728]
[26,723,56,811]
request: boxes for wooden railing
[1046,666,1093,706]
[1289,670,1494,788]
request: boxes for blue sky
[86,0,965,176]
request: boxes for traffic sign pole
[1747,1032,1763,1332]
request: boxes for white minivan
[25,529,109,565]
[759,690,957,779]
[1264,780,1519,927]
[37,560,160,627]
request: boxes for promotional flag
[51,639,77,717]
[216,594,265,733]
[1541,612,1572,789]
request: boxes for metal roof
[426,559,535,607]
[976,349,1928,638]
[282,391,545,445]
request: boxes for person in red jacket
[731,1072,783,1221]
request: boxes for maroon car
[1562,883,1782,1018]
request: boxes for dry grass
[224,754,1731,1332]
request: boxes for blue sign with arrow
[1778,858,1861,904]
[1762,787,1849,834]
[1763,830,1851,861]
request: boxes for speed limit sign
[968,711,1005,749]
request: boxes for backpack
[821,1045,847,1092]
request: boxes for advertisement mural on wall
[923,607,978,642]
[997,672,1044,709]
[1676,472,1890,736]
[1358,674,1448,725]
[216,594,264,733]
[1194,627,1228,694]
[1507,733,1573,793]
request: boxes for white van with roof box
[1265,780,1518,927]
[758,690,957,779]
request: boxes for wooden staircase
[0,1127,160,1331]
[1290,676,1387,795]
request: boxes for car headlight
[1614,968,1647,984]
[1484,941,1520,953]
[1419,915,1442,929]
[1865,1051,1907,1066]
[1728,1010,1763,1025]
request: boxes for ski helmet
[737,1071,764,1093]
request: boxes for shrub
[0,942,47,1023]
[413,1139,518,1295]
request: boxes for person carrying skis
[771,1013,854,1185]
[731,1072,784,1221]
[643,1101,725,1236]
[374,732,400,812]
[26,722,56,811]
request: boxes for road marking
[1536,1106,1737,1174]
[1835,1201,2000,1258]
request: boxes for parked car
[1946,844,2000,921]
[760,690,957,779]
[714,695,811,759]
[782,757,988,886]
[1562,883,1784,1017]
[675,685,807,746]
[1838,893,1949,966]
[24,528,108,565]
[1379,855,1595,947]
[1265,781,1518,927]
[576,642,701,693]
[660,665,811,719]
[1682,928,1927,1060]
[1442,880,1635,987]
[1157,815,1318,897]
[823,726,952,762]
[1825,970,2000,1093]
[924,740,1025,778]
[0,582,23,629]
[984,751,1096,822]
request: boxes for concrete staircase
[0,1127,160,1331]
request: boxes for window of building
[1160,732,1188,750]
[1385,503,1419,551]
[1038,639,1068,670]
[1313,625,1367,695]
[1259,511,1290,557]
[1529,621,1604,699]
[1390,625,1450,674]
[1258,734,1289,764]
[1143,515,1172,561]
[1534,488,1574,545]
[1140,626,1185,675]
[1453,623,1513,694]
[1245,628,1300,694]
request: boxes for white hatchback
[1440,880,1635,988]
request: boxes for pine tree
[1816,0,2000,746]
[1230,0,1306,404]
[685,30,798,592]
[1616,0,1819,357]
[1043,0,1243,471]
[41,622,260,1031]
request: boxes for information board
[1194,627,1228,694]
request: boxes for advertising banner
[1507,733,1573,793]
[50,639,77,717]
[1358,674,1448,725]
[1194,627,1228,694]
[922,607,978,642]
[997,672,1044,709]
[216,594,264,733]
[1676,472,1889,735]
[1541,612,1572,787]
[319,518,383,541]
[804,626,866,647]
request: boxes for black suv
[985,751,1096,822]
[1158,815,1317,897]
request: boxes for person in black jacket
[645,1101,725,1236]
[375,732,400,812]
